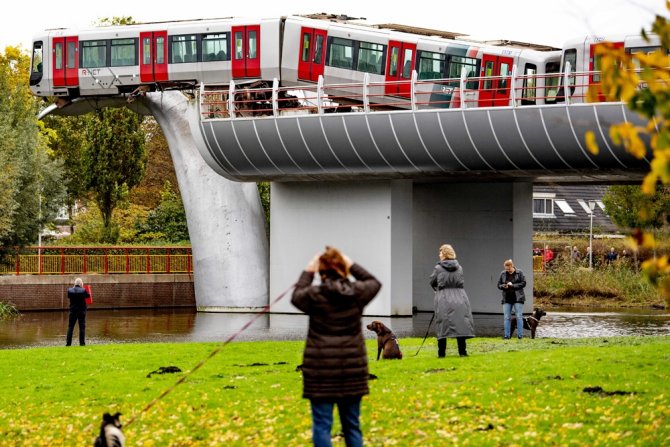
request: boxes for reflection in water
[1,308,669,349]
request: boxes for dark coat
[291,263,381,400]
[67,285,90,311]
[497,269,526,304]
[429,259,475,339]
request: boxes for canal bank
[0,274,195,311]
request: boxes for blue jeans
[310,397,362,447]
[503,302,524,339]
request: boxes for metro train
[28,14,661,110]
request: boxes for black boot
[437,338,447,358]
[457,337,468,357]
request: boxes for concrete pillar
[270,180,414,316]
[142,92,269,311]
[412,181,533,314]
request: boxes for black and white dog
[94,412,125,447]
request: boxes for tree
[136,181,189,243]
[603,185,670,230]
[0,46,65,250]
[83,107,146,243]
[586,5,670,302]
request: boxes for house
[533,185,619,233]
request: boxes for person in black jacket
[66,278,90,346]
[497,260,527,339]
[292,246,381,447]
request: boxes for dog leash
[412,312,435,356]
[123,282,296,428]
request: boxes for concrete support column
[142,92,269,311]
[270,180,414,316]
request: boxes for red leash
[124,282,296,428]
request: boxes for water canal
[1,307,669,349]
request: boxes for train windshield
[29,41,43,86]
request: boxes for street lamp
[589,200,596,269]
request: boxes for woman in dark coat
[429,244,475,357]
[292,246,381,447]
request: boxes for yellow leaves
[609,123,647,158]
[585,131,599,155]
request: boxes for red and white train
[28,14,660,109]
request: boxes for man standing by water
[66,278,90,346]
[497,260,526,339]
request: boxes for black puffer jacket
[291,263,381,399]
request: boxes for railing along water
[0,246,193,275]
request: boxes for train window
[301,33,311,62]
[31,41,43,73]
[111,38,137,66]
[449,56,479,89]
[357,41,384,74]
[327,37,354,69]
[235,31,244,60]
[248,31,258,59]
[142,37,151,65]
[81,40,107,68]
[203,33,229,62]
[156,37,165,64]
[389,47,399,77]
[55,42,63,70]
[314,34,324,64]
[522,63,537,105]
[483,60,494,91]
[498,62,510,94]
[563,48,577,92]
[417,51,445,80]
[67,41,76,69]
[172,35,198,63]
[545,61,560,104]
[402,48,413,78]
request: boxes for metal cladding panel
[319,115,374,169]
[293,115,347,168]
[439,110,496,170]
[196,102,651,181]
[231,120,280,172]
[539,106,598,168]
[389,113,445,172]
[200,121,240,177]
[465,109,523,171]
[253,119,305,175]
[341,115,398,169]
[513,107,570,169]
[413,113,468,171]
[366,114,420,170]
[274,118,323,171]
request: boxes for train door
[232,25,261,78]
[52,36,79,88]
[140,31,168,83]
[297,27,327,82]
[385,41,416,97]
[590,41,623,101]
[478,54,513,107]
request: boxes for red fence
[0,246,192,275]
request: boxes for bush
[0,301,19,319]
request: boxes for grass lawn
[0,336,668,446]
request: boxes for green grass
[0,337,668,446]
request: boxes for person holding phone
[497,259,526,340]
[66,277,90,346]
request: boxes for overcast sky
[1,0,667,52]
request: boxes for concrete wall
[0,274,195,311]
[270,180,532,316]
[413,182,533,314]
[270,180,414,316]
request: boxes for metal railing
[199,65,622,121]
[0,246,193,275]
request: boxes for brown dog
[366,321,403,360]
[511,308,547,339]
